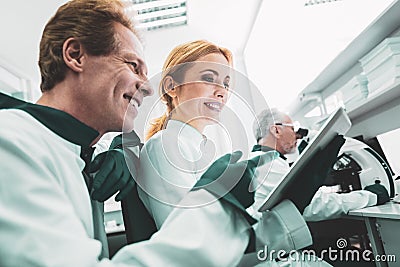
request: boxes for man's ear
[163,75,177,97]
[63,37,85,72]
[270,125,280,138]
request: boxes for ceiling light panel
[126,0,187,31]
[304,0,343,7]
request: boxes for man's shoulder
[0,109,57,145]
[0,109,35,131]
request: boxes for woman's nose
[215,88,226,99]
[214,82,227,98]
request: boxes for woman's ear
[163,75,177,97]
[63,37,85,72]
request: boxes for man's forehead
[132,35,145,58]
[115,23,145,57]
[283,115,293,123]
[127,34,145,59]
[121,49,144,61]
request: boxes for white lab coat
[0,108,251,267]
[0,108,309,267]
[138,120,313,266]
[138,120,212,227]
[249,149,378,222]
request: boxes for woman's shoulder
[142,129,169,149]
[141,126,200,165]
[141,129,177,156]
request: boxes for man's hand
[89,149,136,202]
[364,182,390,205]
[195,150,279,209]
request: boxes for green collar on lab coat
[252,144,287,161]
[0,92,99,147]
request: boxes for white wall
[378,129,400,176]
[0,0,259,151]
[244,0,395,114]
[0,0,67,101]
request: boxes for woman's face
[170,53,231,131]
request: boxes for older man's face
[78,23,153,134]
[277,115,298,155]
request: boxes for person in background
[249,108,391,266]
[249,108,389,220]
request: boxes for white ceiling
[0,0,262,97]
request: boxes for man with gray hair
[253,108,299,156]
[249,108,386,221]
[249,109,392,266]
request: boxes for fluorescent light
[136,6,186,21]
[125,0,187,31]
[131,0,186,11]
[305,0,342,6]
[136,15,187,29]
